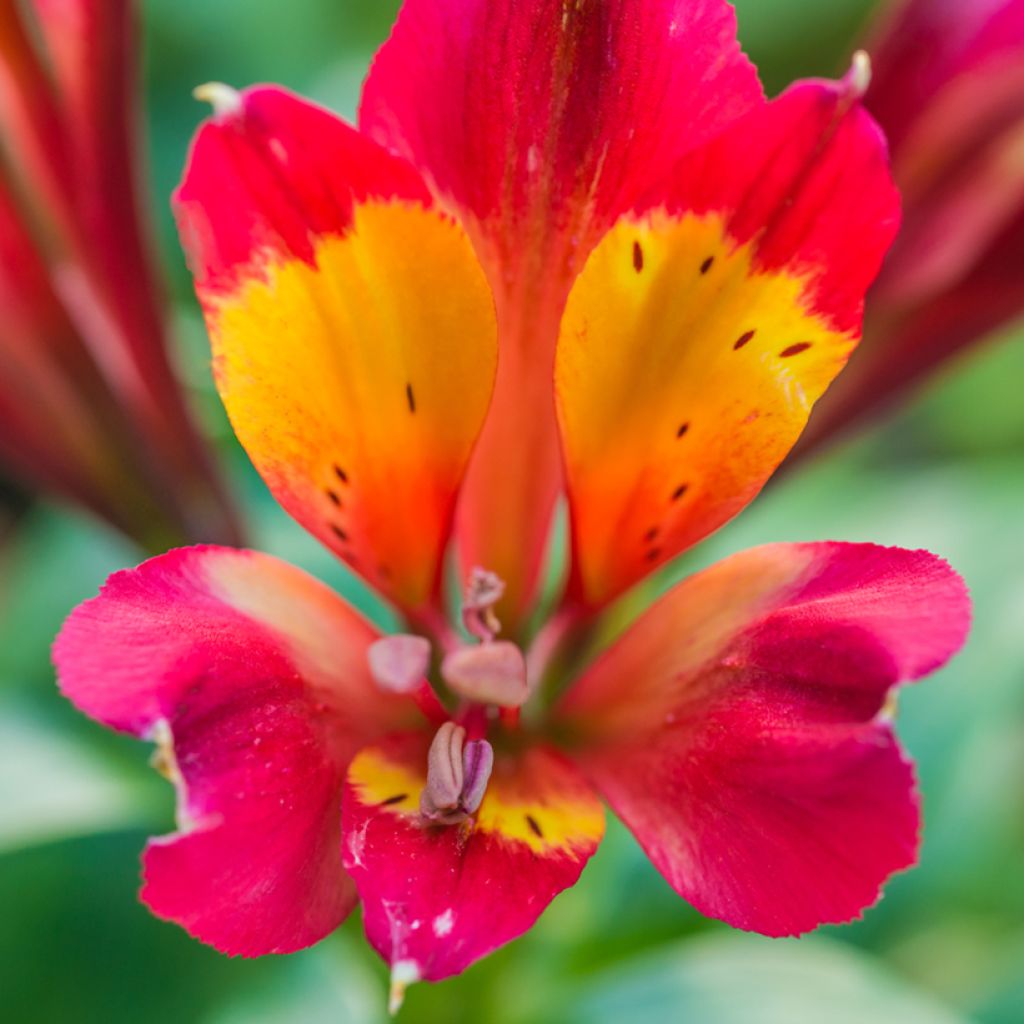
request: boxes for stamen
[460,739,495,814]
[441,641,528,708]
[367,634,431,694]
[420,722,494,825]
[462,567,506,641]
[422,721,464,815]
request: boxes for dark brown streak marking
[330,524,349,543]
[676,422,689,438]
[632,240,644,272]
[644,526,659,542]
[525,814,544,839]
[326,489,341,507]
[333,464,349,485]
[406,382,416,413]
[382,793,408,806]
[734,330,756,350]
[700,256,714,275]
[671,484,689,501]
[645,547,662,562]
[780,342,812,358]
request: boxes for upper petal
[557,542,970,936]
[176,87,498,613]
[54,545,417,955]
[342,731,604,989]
[556,79,900,607]
[360,0,762,270]
[361,0,762,628]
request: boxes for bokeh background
[2,1,1023,1021]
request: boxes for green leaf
[0,698,149,853]
[561,934,970,1024]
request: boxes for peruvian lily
[55,0,970,1008]
[799,0,1024,452]
[0,0,238,548]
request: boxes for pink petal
[54,545,418,955]
[558,542,970,936]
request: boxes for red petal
[54,546,418,955]
[362,0,762,627]
[559,542,970,936]
[361,0,761,264]
[342,733,604,984]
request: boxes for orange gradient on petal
[557,210,857,607]
[207,200,497,611]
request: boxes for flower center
[365,567,542,826]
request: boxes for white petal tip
[388,960,421,1016]
[848,50,872,98]
[192,81,242,117]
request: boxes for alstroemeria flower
[55,0,971,1007]
[0,0,238,548]
[799,0,1024,451]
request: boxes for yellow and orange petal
[556,79,900,608]
[176,87,497,613]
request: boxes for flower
[54,0,970,1008]
[798,0,1024,452]
[0,0,239,548]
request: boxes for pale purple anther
[460,739,495,814]
[419,721,494,825]
[441,641,529,708]
[462,567,506,642]
[367,634,431,694]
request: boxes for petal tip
[846,50,873,99]
[193,81,243,117]
[388,959,421,1015]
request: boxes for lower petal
[141,687,357,956]
[54,546,416,955]
[592,719,918,937]
[342,733,604,986]
[559,542,969,936]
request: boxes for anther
[367,634,431,694]
[462,567,506,642]
[441,641,529,708]
[459,739,494,815]
[420,722,494,825]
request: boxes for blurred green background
[2,0,1023,1021]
